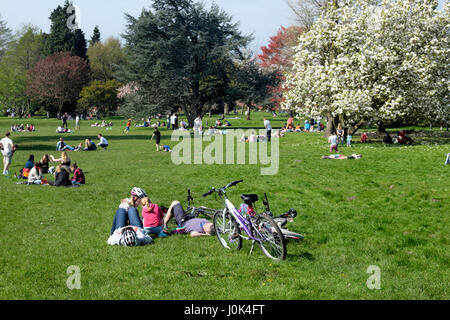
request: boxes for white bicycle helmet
[131,187,147,199]
[121,227,137,247]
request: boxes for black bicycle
[185,189,221,220]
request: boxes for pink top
[142,203,164,228]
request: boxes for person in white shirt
[264,118,272,142]
[328,132,339,152]
[75,115,80,130]
[170,114,178,130]
[1,132,14,175]
[97,134,109,150]
[28,162,43,184]
[193,116,202,134]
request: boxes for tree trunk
[246,106,251,120]
[377,122,386,133]
[323,113,338,138]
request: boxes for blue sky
[0,0,446,54]
[0,0,294,53]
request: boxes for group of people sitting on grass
[91,120,113,128]
[11,124,35,132]
[16,152,86,186]
[55,134,108,152]
[108,187,215,246]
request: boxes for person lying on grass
[108,187,153,246]
[321,154,362,160]
[162,200,215,237]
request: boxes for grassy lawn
[0,113,448,300]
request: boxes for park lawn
[0,113,448,299]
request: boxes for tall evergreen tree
[89,25,101,46]
[43,0,88,60]
[121,0,253,126]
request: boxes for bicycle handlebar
[202,180,244,197]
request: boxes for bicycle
[203,180,287,260]
[185,189,221,220]
[261,193,304,242]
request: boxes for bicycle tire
[255,214,287,260]
[213,210,242,251]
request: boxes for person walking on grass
[1,132,15,175]
[124,119,131,134]
[151,127,161,151]
[97,134,109,150]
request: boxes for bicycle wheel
[255,214,286,260]
[213,210,242,251]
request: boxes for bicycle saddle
[241,194,259,204]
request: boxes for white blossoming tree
[282,0,449,135]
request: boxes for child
[346,134,352,147]
[141,197,168,238]
[328,132,339,153]
[151,127,161,151]
[123,119,131,134]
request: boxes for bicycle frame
[221,194,265,242]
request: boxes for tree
[43,0,88,60]
[0,26,45,116]
[283,0,449,135]
[77,80,123,116]
[258,26,305,110]
[230,56,279,120]
[287,0,329,30]
[120,0,252,126]
[89,25,101,46]
[88,37,129,81]
[26,52,90,115]
[0,14,12,60]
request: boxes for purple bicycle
[203,180,286,260]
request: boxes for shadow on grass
[287,251,315,261]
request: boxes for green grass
[0,113,448,299]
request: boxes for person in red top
[141,197,169,238]
[70,163,85,184]
[360,132,368,143]
[123,119,131,134]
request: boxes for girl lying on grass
[321,154,362,160]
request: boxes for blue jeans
[144,226,168,238]
[110,207,143,235]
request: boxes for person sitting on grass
[97,134,108,150]
[50,151,71,169]
[383,132,393,144]
[56,137,75,151]
[79,138,97,151]
[70,163,85,185]
[321,154,362,160]
[48,165,73,187]
[141,197,169,238]
[27,162,43,184]
[162,145,172,152]
[24,154,35,170]
[162,200,215,237]
[39,154,50,174]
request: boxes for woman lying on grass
[108,187,153,246]
[321,154,362,160]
